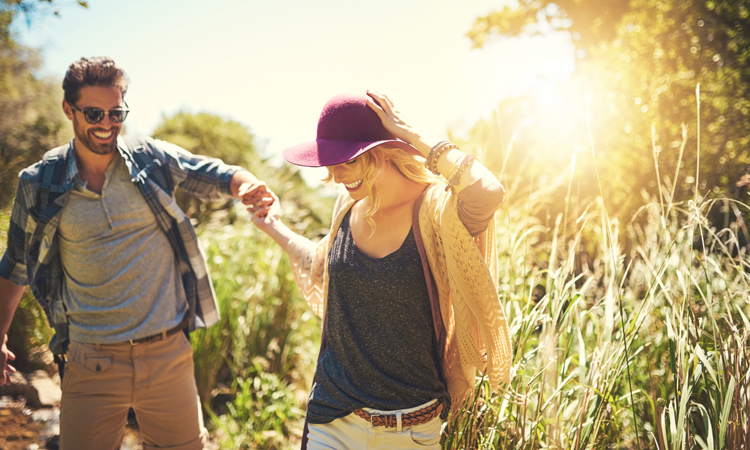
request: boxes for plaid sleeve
[0,177,32,285]
[152,139,243,202]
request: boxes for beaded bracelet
[446,154,474,192]
[433,143,458,175]
[423,141,444,171]
[424,141,449,175]
[425,141,458,175]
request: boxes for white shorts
[306,399,442,450]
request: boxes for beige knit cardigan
[285,183,513,416]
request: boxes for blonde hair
[323,145,440,234]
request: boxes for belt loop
[161,330,168,340]
[396,411,402,432]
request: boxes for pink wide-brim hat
[283,93,420,167]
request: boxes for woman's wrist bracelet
[446,154,474,192]
[447,155,464,180]
[424,141,458,175]
[424,141,448,175]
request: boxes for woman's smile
[344,179,363,191]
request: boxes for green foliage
[0,1,84,209]
[212,364,305,450]
[0,20,71,209]
[153,111,262,170]
[191,208,321,448]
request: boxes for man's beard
[74,122,119,155]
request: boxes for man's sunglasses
[68,101,130,124]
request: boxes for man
[0,57,271,449]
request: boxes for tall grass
[443,146,750,447]
[192,207,321,450]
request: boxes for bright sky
[14,0,575,181]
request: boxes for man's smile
[91,129,115,140]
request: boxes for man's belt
[352,401,443,428]
[128,320,187,345]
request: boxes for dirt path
[0,399,196,450]
[0,398,51,450]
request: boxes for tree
[0,3,72,209]
[468,0,630,51]
[153,111,262,170]
[467,0,750,216]
[1,0,88,22]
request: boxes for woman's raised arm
[365,90,497,194]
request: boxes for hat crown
[317,94,396,142]
[282,92,416,167]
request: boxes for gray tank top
[306,209,450,424]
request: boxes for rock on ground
[25,371,61,408]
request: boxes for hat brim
[283,139,421,167]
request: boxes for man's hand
[1,334,16,386]
[238,181,275,215]
[0,278,24,386]
[230,171,276,216]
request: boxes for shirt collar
[65,137,133,186]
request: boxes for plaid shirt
[0,136,241,354]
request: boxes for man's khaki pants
[60,331,206,450]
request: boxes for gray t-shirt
[57,155,187,344]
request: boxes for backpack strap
[37,144,72,211]
[120,135,175,194]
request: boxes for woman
[250,91,512,449]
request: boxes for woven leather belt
[353,401,443,428]
[128,320,187,345]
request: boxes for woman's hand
[365,90,434,156]
[249,190,281,233]
[247,190,300,252]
